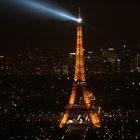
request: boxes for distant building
[0,46,140,76]
[102,48,117,73]
[118,48,131,73]
[135,54,140,73]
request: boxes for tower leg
[88,111,101,128]
[83,88,101,128]
[59,110,70,128]
[69,86,76,105]
[59,86,76,128]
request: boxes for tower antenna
[79,7,81,18]
[77,7,82,23]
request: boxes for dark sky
[0,0,140,54]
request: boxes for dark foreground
[0,74,140,139]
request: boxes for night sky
[0,0,140,54]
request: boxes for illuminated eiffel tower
[59,14,101,128]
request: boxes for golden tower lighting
[59,15,101,128]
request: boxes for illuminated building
[59,19,101,128]
[102,48,117,73]
[0,55,13,75]
[118,47,131,73]
[135,54,140,73]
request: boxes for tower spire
[77,7,82,23]
[79,7,81,18]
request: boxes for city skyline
[0,0,140,54]
[0,1,140,139]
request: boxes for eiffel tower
[59,14,101,128]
